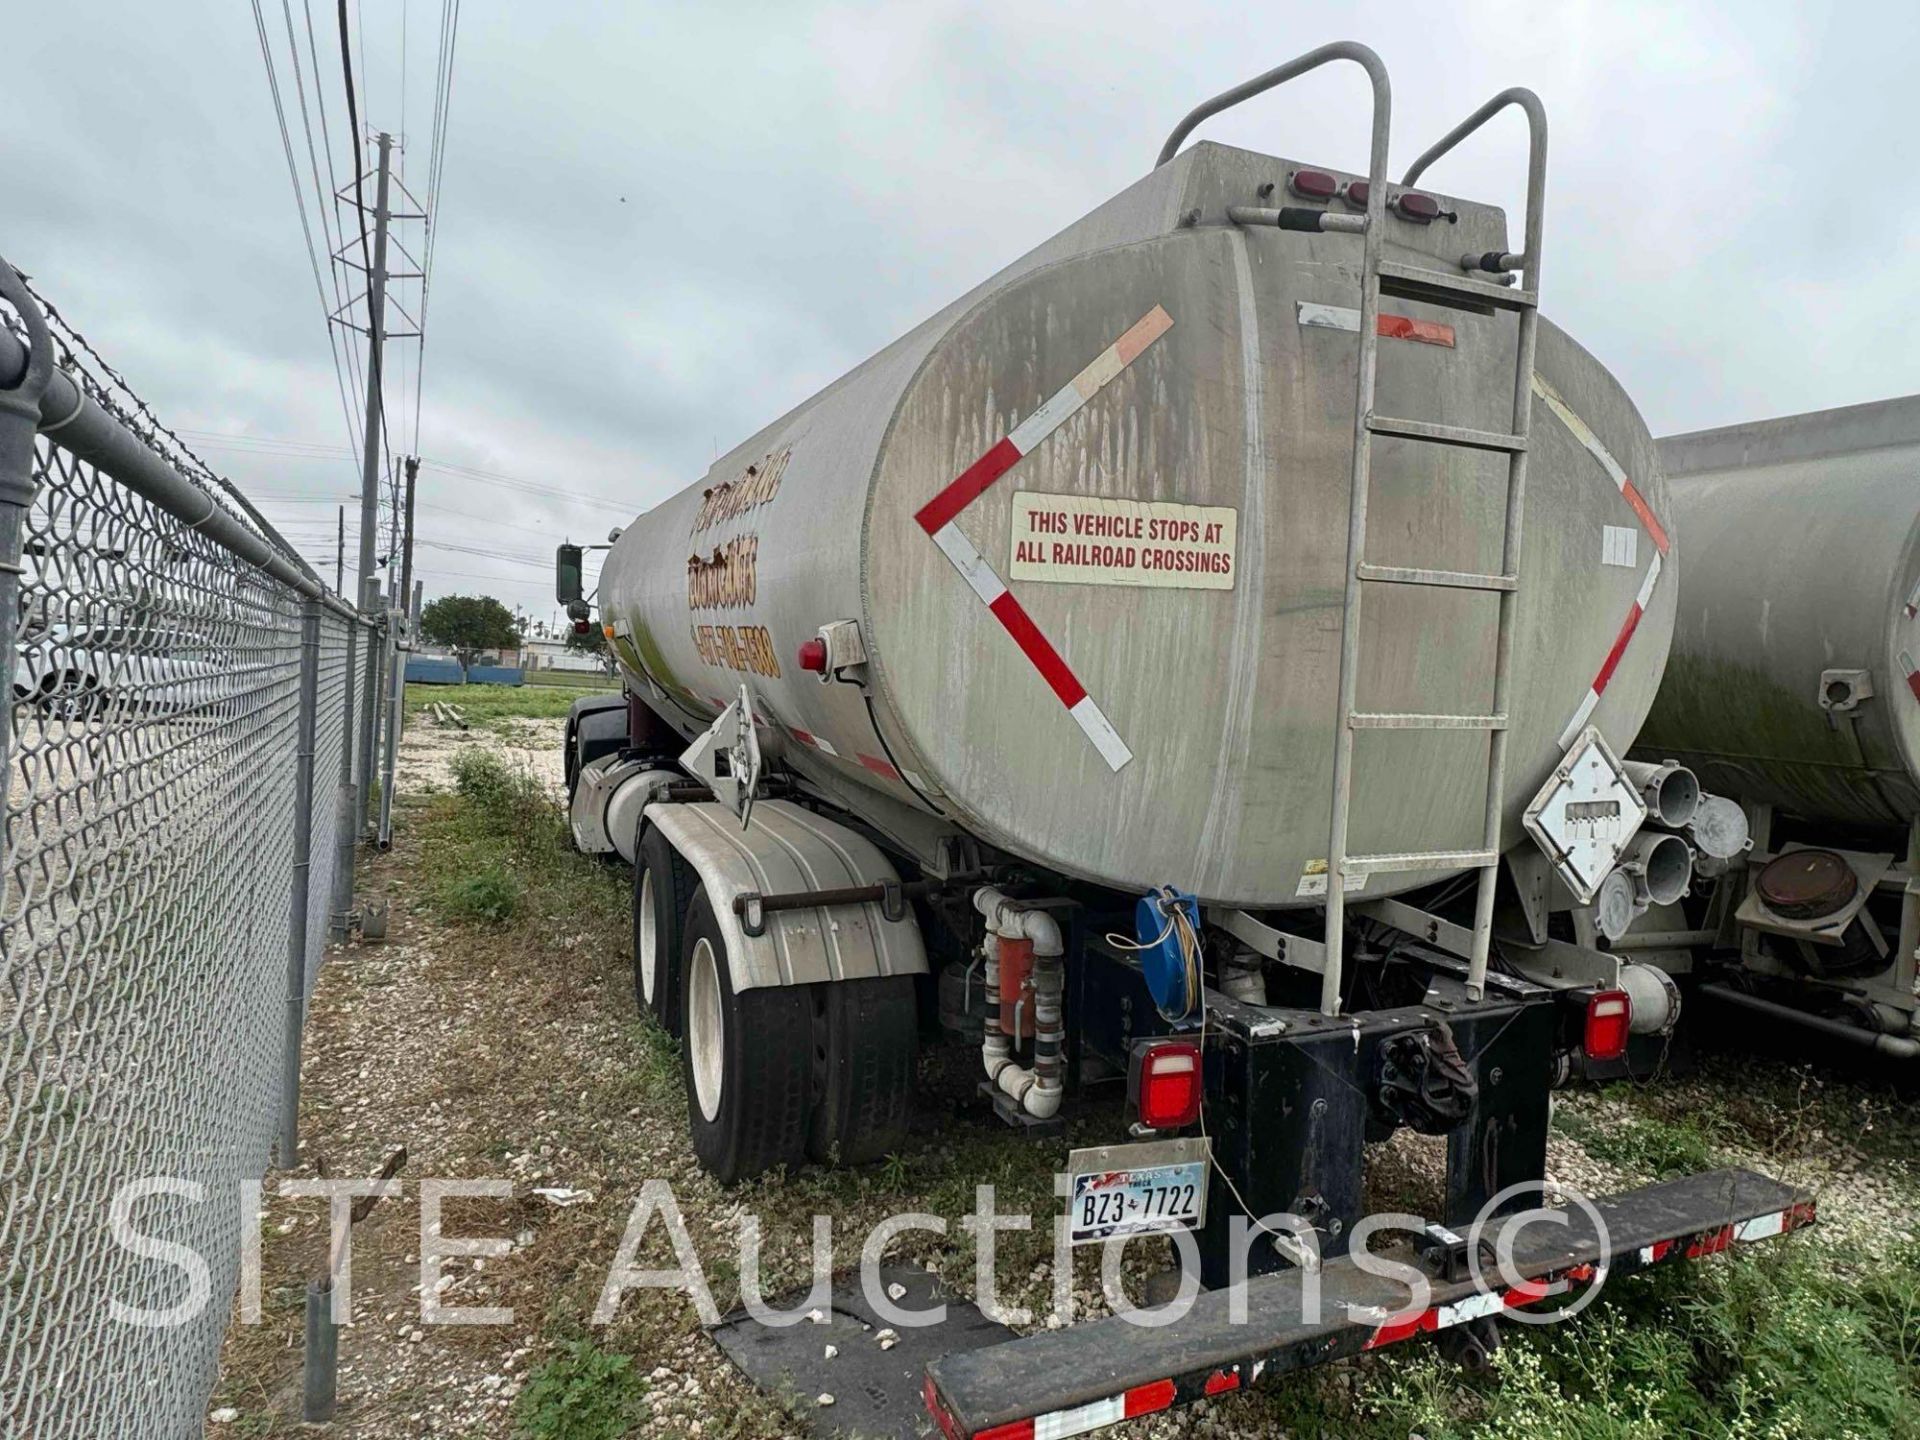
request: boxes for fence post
[330,611,359,940]
[356,578,383,838]
[0,264,53,869]
[377,605,403,849]
[278,598,323,1166]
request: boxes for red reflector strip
[1203,1369,1240,1396]
[1124,1379,1177,1418]
[1296,302,1454,348]
[1375,314,1457,348]
[1903,652,1920,703]
[975,1423,1035,1440]
[1620,480,1671,555]
[915,436,1022,537]
[1532,372,1672,560]
[988,591,1085,708]
[857,752,902,782]
[913,307,1172,537]
[1558,552,1663,748]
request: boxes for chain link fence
[1,269,386,1437]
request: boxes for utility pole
[334,505,344,593]
[377,455,418,848]
[353,131,394,840]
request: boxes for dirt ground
[204,714,1920,1439]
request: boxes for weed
[1553,1104,1722,1179]
[442,865,522,924]
[513,1337,649,1440]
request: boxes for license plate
[1066,1138,1209,1246]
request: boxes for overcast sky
[5,2,1916,621]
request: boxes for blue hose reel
[1134,886,1201,1022]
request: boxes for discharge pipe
[974,886,1065,1119]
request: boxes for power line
[251,0,361,460]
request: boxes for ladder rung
[1377,258,1538,311]
[1367,414,1527,453]
[1357,564,1516,592]
[1342,849,1500,877]
[1348,711,1508,730]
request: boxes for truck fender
[643,799,928,992]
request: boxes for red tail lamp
[1132,1040,1203,1131]
[1584,989,1632,1062]
[797,637,828,674]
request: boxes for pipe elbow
[1017,907,1063,957]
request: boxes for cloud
[5,0,1917,620]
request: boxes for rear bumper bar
[924,1167,1813,1440]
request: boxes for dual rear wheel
[631,824,916,1184]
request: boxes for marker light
[1288,169,1339,201]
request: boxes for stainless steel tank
[600,139,1677,906]
[1638,397,1920,828]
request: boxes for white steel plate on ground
[1066,1137,1209,1246]
[1523,726,1648,904]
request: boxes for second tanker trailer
[1626,396,1920,1058]
[555,44,1807,1437]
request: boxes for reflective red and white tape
[1558,552,1663,748]
[927,1376,1177,1440]
[913,306,1174,772]
[1529,374,1672,748]
[1295,300,1457,348]
[925,1199,1813,1440]
[1532,374,1671,556]
[1901,650,1919,705]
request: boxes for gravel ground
[205,717,1920,1438]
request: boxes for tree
[420,594,522,676]
[565,622,616,676]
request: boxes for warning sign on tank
[1008,492,1236,590]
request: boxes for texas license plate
[1066,1138,1209,1246]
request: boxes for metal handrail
[1400,88,1549,289]
[1154,40,1393,181]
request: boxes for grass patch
[1554,1104,1724,1179]
[1362,1239,1920,1439]
[513,1336,649,1440]
[405,680,611,727]
[415,749,628,937]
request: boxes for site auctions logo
[103,1175,1608,1332]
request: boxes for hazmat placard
[1008,491,1236,590]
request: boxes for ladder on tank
[1155,48,1549,1015]
[1320,93,1550,1015]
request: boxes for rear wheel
[680,887,813,1184]
[632,825,695,1032]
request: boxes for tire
[633,825,696,1033]
[680,887,814,1184]
[809,976,917,1166]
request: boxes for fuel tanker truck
[555,45,1808,1435]
[1624,396,1920,1059]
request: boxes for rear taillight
[1133,1040,1202,1130]
[572,618,591,636]
[796,637,828,673]
[1288,168,1339,201]
[1585,989,1632,1062]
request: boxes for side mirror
[555,543,584,607]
